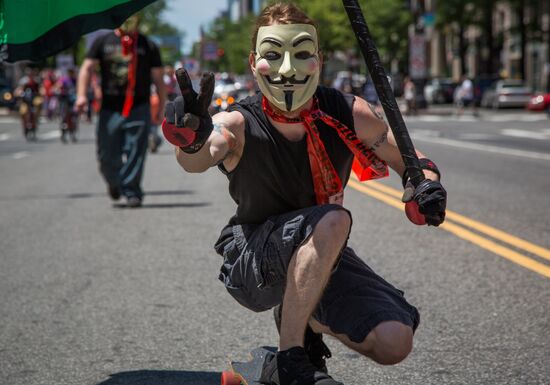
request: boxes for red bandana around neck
[262,96,388,205]
[119,31,138,118]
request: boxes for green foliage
[139,0,180,36]
[291,0,410,63]
[204,0,411,74]
[139,0,184,64]
[435,0,475,29]
[204,14,256,73]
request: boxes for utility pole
[547,2,550,92]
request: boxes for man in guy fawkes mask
[162,3,447,385]
[253,23,320,113]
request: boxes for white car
[481,80,532,109]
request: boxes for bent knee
[375,338,413,365]
[359,322,414,365]
[316,209,351,240]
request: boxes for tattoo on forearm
[368,130,388,152]
[213,122,237,153]
[213,122,224,134]
[368,102,384,121]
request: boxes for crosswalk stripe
[12,151,29,159]
[413,134,550,161]
[500,129,550,140]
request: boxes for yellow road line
[348,180,405,210]
[440,221,550,279]
[358,179,550,262]
[347,180,550,279]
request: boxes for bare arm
[353,97,439,181]
[77,58,97,98]
[175,110,245,173]
[76,58,98,112]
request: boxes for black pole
[342,0,424,187]
[547,5,550,93]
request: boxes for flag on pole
[0,0,156,62]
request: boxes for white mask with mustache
[254,24,320,112]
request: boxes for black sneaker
[273,305,332,373]
[108,185,121,201]
[260,347,343,385]
[126,196,142,208]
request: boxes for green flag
[0,0,156,62]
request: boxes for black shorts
[214,205,420,343]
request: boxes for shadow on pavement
[68,190,195,199]
[96,370,221,385]
[112,202,210,209]
[0,190,194,201]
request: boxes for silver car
[481,80,532,109]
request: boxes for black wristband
[402,158,441,187]
[180,143,205,154]
[178,115,213,154]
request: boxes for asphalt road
[1,109,549,385]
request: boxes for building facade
[422,0,550,91]
[228,0,265,21]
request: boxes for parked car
[424,78,457,104]
[0,78,16,109]
[526,93,550,113]
[481,80,532,109]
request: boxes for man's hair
[251,3,316,50]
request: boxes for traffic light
[217,48,225,58]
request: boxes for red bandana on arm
[120,31,138,118]
[262,96,388,205]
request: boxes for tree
[205,0,411,74]
[139,0,180,36]
[435,0,477,76]
[139,0,184,65]
[203,14,255,73]
[506,0,543,81]
[292,0,411,72]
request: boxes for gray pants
[96,104,150,199]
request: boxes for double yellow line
[348,178,550,279]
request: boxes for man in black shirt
[76,14,166,207]
[162,4,446,385]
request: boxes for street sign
[202,41,218,61]
[409,34,426,79]
[423,13,435,28]
[184,58,199,75]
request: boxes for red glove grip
[162,118,197,148]
[405,201,427,226]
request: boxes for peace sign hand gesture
[162,68,215,153]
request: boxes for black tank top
[220,86,356,225]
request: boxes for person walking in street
[455,74,477,117]
[41,69,57,121]
[162,3,447,385]
[15,67,43,140]
[148,84,163,153]
[403,76,417,116]
[163,64,179,101]
[76,14,166,207]
[56,68,78,143]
